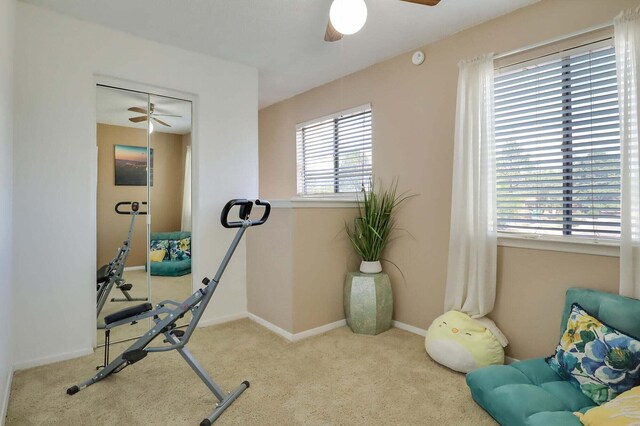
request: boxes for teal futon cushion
[149,231,192,276]
[467,358,594,425]
[150,258,191,277]
[466,288,640,426]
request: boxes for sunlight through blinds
[296,106,372,196]
[495,44,620,239]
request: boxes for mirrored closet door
[96,85,193,345]
[148,94,193,329]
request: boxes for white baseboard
[392,320,427,336]
[291,319,346,342]
[13,347,94,371]
[246,313,346,342]
[1,368,13,426]
[197,312,248,328]
[123,265,145,272]
[247,313,294,340]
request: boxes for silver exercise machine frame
[71,199,270,426]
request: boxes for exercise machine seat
[97,265,109,284]
[466,288,640,425]
[104,303,152,325]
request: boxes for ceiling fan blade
[152,113,182,118]
[152,117,171,127]
[128,107,148,114]
[129,116,148,123]
[400,0,441,5]
[324,20,343,42]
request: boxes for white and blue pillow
[547,303,640,405]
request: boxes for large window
[296,105,372,197]
[495,42,620,240]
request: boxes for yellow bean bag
[425,310,506,373]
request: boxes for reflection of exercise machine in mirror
[96,201,148,324]
[96,85,193,345]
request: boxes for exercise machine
[96,201,148,319]
[70,199,271,425]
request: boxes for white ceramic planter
[360,260,382,274]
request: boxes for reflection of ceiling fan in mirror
[128,103,181,128]
[325,0,441,42]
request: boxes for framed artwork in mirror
[114,144,154,186]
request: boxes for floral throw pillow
[547,303,640,405]
[180,237,191,256]
[169,237,191,261]
[150,240,170,260]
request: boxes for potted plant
[343,178,413,335]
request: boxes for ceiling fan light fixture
[148,121,154,134]
[329,0,367,36]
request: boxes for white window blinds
[495,43,620,239]
[296,105,372,196]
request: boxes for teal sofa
[466,288,640,426]
[149,231,191,277]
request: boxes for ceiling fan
[325,0,441,42]
[128,103,181,128]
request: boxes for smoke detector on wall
[412,51,425,65]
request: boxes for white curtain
[181,145,192,232]
[444,54,497,318]
[617,9,640,299]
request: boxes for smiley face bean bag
[425,310,507,373]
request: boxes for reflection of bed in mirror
[96,85,193,346]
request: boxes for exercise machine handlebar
[220,199,270,229]
[115,201,148,215]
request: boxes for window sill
[498,233,619,257]
[269,197,360,209]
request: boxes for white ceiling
[24,0,539,108]
[97,86,192,135]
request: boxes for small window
[495,42,620,240]
[296,105,372,197]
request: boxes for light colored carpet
[7,319,496,425]
[98,270,192,345]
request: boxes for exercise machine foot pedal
[67,385,79,395]
[122,350,147,364]
[119,283,133,291]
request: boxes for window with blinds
[296,105,372,196]
[495,43,620,239]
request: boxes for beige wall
[97,124,186,267]
[291,208,359,333]
[247,208,294,331]
[255,0,631,358]
[247,207,359,333]
[493,247,618,359]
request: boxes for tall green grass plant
[345,178,413,262]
